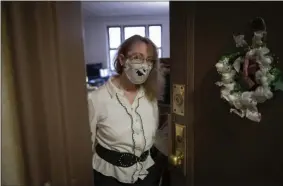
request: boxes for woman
[88,35,164,186]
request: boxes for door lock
[169,123,186,175]
[172,84,185,116]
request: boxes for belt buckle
[118,153,134,167]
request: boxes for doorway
[81,2,178,186]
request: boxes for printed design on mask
[215,17,283,122]
[124,59,153,85]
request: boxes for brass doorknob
[169,150,184,166]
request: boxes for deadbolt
[174,94,184,105]
[176,135,183,143]
[173,84,185,116]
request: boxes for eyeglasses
[126,53,156,64]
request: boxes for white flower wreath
[215,18,283,122]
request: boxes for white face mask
[124,59,153,85]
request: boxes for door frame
[3,2,93,186]
[3,1,195,186]
[170,2,195,186]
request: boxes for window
[107,25,162,70]
[124,26,146,40]
[108,27,121,70]
[149,25,162,58]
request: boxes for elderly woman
[88,35,164,186]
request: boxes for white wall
[83,15,170,68]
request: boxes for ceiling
[82,2,169,18]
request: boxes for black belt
[95,143,149,167]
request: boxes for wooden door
[169,2,283,186]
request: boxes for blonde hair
[113,35,165,102]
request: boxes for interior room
[81,2,170,96]
[81,2,172,185]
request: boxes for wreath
[215,17,283,122]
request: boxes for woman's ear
[118,54,125,66]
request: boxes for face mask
[124,59,153,85]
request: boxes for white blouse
[88,77,159,184]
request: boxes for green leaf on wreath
[274,80,283,91]
[270,68,283,82]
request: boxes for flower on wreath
[215,18,283,122]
